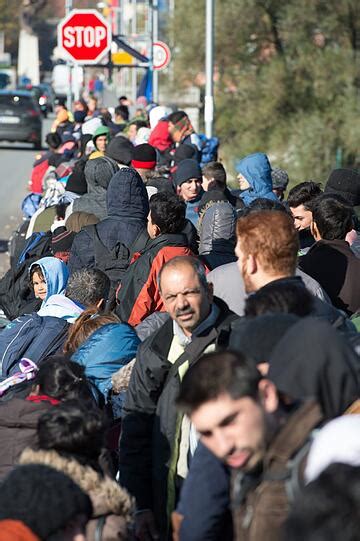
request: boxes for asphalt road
[0,116,52,277]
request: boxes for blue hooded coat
[68,168,149,273]
[29,256,69,307]
[72,322,140,407]
[235,152,278,206]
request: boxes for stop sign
[58,9,111,64]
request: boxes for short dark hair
[167,110,188,124]
[66,268,110,306]
[245,279,314,318]
[311,194,353,240]
[202,162,227,189]
[287,181,323,210]
[129,119,148,130]
[177,351,262,415]
[45,132,62,149]
[37,400,106,463]
[29,264,45,287]
[285,464,360,541]
[115,105,129,122]
[238,197,289,218]
[150,192,186,234]
[33,356,95,403]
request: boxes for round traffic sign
[58,9,111,64]
[153,41,171,71]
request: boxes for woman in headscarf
[268,317,360,419]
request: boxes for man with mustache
[119,256,238,541]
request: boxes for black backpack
[86,225,130,293]
[0,231,53,320]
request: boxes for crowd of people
[0,91,359,541]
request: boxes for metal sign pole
[152,0,159,103]
[205,0,214,138]
[65,0,73,109]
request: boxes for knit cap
[84,156,119,189]
[174,158,202,187]
[0,464,92,540]
[106,136,134,166]
[271,167,289,190]
[325,168,360,207]
[132,143,157,170]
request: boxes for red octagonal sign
[58,9,111,64]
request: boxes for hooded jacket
[29,257,69,308]
[235,153,278,206]
[37,294,83,323]
[72,156,119,220]
[71,323,140,401]
[68,168,149,274]
[20,448,134,541]
[268,317,360,419]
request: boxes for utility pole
[65,0,73,109]
[152,0,159,102]
[204,0,214,138]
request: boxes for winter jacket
[235,153,278,206]
[231,401,323,541]
[206,262,354,331]
[198,200,237,270]
[71,323,140,403]
[119,298,238,539]
[68,168,149,274]
[20,448,134,541]
[299,239,360,315]
[29,256,69,308]
[0,397,53,481]
[72,156,119,220]
[37,294,84,323]
[116,233,193,327]
[175,442,233,541]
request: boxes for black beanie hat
[66,161,88,195]
[0,464,92,539]
[325,168,360,207]
[174,143,200,165]
[229,313,299,365]
[106,136,134,166]
[132,143,157,169]
[174,158,202,187]
[52,226,75,253]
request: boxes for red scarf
[26,395,60,405]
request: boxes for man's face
[95,135,107,152]
[290,204,312,231]
[178,178,202,202]
[235,238,255,293]
[191,390,277,472]
[202,175,212,191]
[160,264,212,336]
[237,173,250,191]
[147,211,159,239]
[168,121,181,142]
[128,124,137,142]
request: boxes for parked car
[0,90,42,149]
[18,84,54,117]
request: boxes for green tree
[170,0,360,184]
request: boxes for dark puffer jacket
[198,200,237,269]
[68,168,149,273]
